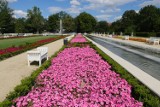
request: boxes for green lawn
[0,36,57,49]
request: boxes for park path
[0,35,73,102]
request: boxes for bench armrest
[27,50,41,54]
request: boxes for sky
[7,0,160,22]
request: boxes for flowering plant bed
[113,36,147,42]
[0,36,66,61]
[0,35,160,107]
[71,34,87,43]
[12,46,142,107]
[129,37,147,42]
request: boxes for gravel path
[0,35,73,102]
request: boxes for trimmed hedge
[0,45,66,107]
[135,32,156,37]
[156,32,160,37]
[124,32,131,35]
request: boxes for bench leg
[39,60,41,66]
[28,60,30,66]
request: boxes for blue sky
[8,0,160,22]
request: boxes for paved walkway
[86,36,160,97]
[0,35,73,102]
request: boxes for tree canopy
[110,5,160,36]
[26,6,44,33]
[0,0,14,33]
[121,10,138,32]
[75,12,97,33]
[137,5,160,32]
[95,21,109,33]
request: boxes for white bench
[124,36,129,40]
[27,47,48,66]
[148,37,160,45]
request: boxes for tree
[48,11,75,33]
[109,20,123,33]
[63,15,75,32]
[26,6,44,33]
[0,0,14,33]
[47,14,59,32]
[15,18,26,33]
[121,10,138,33]
[138,5,160,32]
[95,21,109,33]
[75,12,97,33]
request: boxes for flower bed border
[0,39,159,106]
[0,36,67,61]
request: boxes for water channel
[88,36,160,81]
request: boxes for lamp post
[59,12,63,35]
[59,19,63,34]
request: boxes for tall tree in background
[26,6,44,33]
[121,10,138,33]
[62,14,75,32]
[0,0,14,33]
[15,18,26,33]
[138,5,160,32]
[48,11,75,33]
[47,14,59,32]
[95,21,109,33]
[75,12,97,33]
[109,20,123,33]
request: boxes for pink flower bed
[71,34,87,43]
[12,47,143,107]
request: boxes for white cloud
[96,14,112,21]
[67,7,81,14]
[114,15,122,21]
[135,10,139,13]
[140,0,160,7]
[6,0,17,3]
[13,10,27,18]
[70,0,81,6]
[100,8,121,13]
[48,7,63,13]
[81,0,136,21]
[85,0,136,8]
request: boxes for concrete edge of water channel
[94,35,160,53]
[85,36,160,97]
